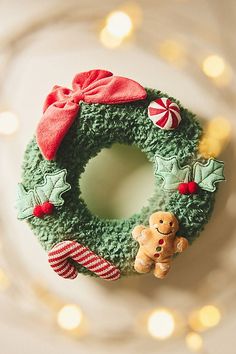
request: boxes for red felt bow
[36,69,147,160]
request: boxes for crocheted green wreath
[16,70,224,281]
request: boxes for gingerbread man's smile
[156,228,172,236]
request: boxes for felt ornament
[155,155,225,194]
[16,169,71,220]
[17,69,225,281]
[148,97,181,130]
[193,159,225,192]
[132,211,188,279]
[48,240,120,280]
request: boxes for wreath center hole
[80,144,155,219]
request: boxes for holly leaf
[154,155,191,191]
[34,169,71,206]
[193,159,225,192]
[16,184,36,220]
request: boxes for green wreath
[16,70,224,281]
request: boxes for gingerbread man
[132,211,188,279]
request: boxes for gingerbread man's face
[149,211,179,236]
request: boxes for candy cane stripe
[65,270,77,279]
[53,260,68,271]
[49,246,87,262]
[82,257,102,268]
[49,241,80,255]
[104,270,120,280]
[89,260,107,271]
[57,264,73,277]
[148,97,181,130]
[48,240,121,281]
[63,266,78,279]
[49,244,83,259]
[97,266,116,276]
[90,263,110,274]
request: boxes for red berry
[33,205,44,218]
[178,183,189,195]
[188,181,198,194]
[41,201,54,215]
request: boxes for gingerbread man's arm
[132,226,153,246]
[132,225,146,241]
[174,236,189,253]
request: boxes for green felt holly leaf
[193,159,225,192]
[34,169,71,206]
[16,184,36,220]
[16,169,71,220]
[154,155,191,191]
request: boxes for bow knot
[36,69,147,160]
[71,90,85,104]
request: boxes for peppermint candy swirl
[148,97,181,130]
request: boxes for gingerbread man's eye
[170,222,173,226]
[159,220,163,224]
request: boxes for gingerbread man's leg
[154,261,171,279]
[134,249,153,273]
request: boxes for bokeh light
[199,116,231,158]
[198,305,221,328]
[189,305,221,333]
[202,55,226,78]
[0,111,19,135]
[199,136,222,158]
[106,11,133,39]
[185,332,203,352]
[100,10,134,48]
[99,27,123,48]
[57,304,82,331]
[188,310,206,332]
[147,308,175,339]
[207,117,231,141]
[159,40,186,67]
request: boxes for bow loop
[72,69,113,91]
[36,70,147,160]
[43,85,73,113]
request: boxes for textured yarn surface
[21,88,216,277]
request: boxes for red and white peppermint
[148,97,181,130]
[48,240,120,281]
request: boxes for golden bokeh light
[202,55,226,78]
[57,304,82,331]
[198,305,221,328]
[159,40,186,67]
[100,10,134,48]
[199,116,231,158]
[189,305,221,333]
[207,116,231,141]
[188,310,206,332]
[99,27,123,48]
[147,308,175,339]
[199,136,222,158]
[185,332,203,352]
[106,11,133,39]
[0,111,19,135]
